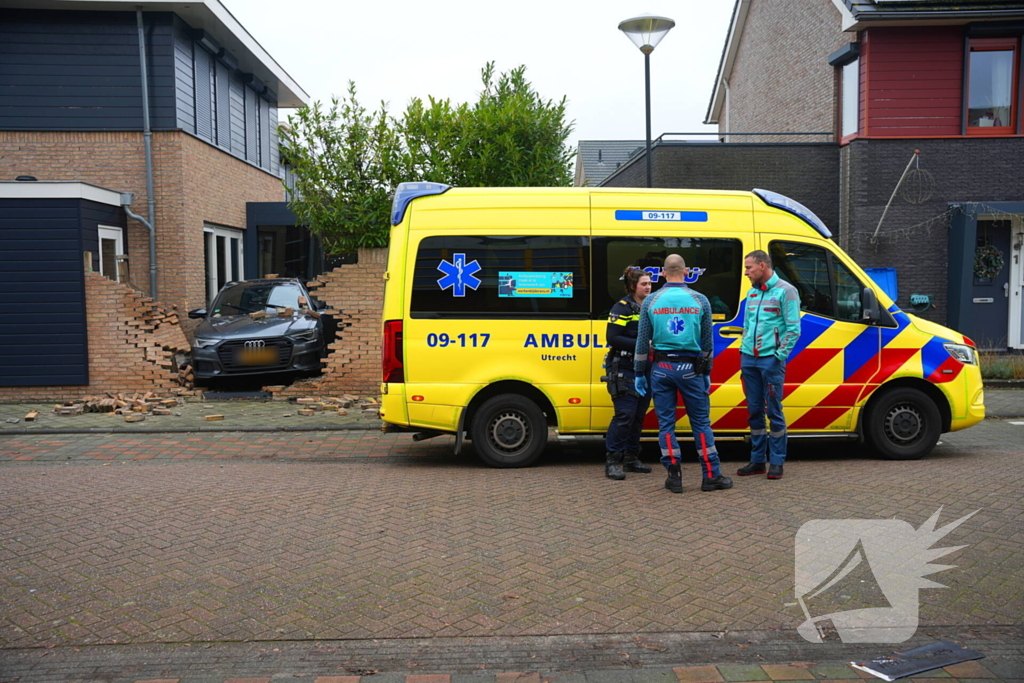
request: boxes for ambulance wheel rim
[489,411,529,452]
[884,402,923,444]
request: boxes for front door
[971,219,1012,349]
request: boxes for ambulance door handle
[719,327,743,337]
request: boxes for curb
[984,379,1024,389]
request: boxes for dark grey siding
[172,16,194,134]
[269,105,280,176]
[215,61,232,149]
[229,72,246,157]
[194,45,214,140]
[0,9,177,130]
[245,85,259,164]
[0,198,89,386]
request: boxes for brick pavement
[0,419,1021,681]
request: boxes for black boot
[605,451,626,480]
[701,475,734,491]
[768,464,784,479]
[736,461,767,476]
[622,448,652,473]
[664,464,682,493]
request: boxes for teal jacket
[634,283,714,374]
[740,272,802,361]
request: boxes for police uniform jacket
[606,296,642,374]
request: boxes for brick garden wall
[267,248,388,399]
[0,272,191,402]
[842,137,1024,326]
[603,143,841,236]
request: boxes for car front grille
[217,338,293,373]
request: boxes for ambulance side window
[769,242,833,316]
[410,235,590,318]
[769,240,867,322]
[592,236,743,321]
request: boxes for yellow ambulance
[379,183,984,467]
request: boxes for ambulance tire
[864,387,941,460]
[470,394,547,468]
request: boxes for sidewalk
[2,388,1021,435]
[0,394,383,434]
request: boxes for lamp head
[618,14,675,54]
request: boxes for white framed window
[98,225,124,282]
[204,224,244,303]
[841,58,859,138]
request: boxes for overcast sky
[226,0,735,146]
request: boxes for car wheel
[469,394,547,468]
[864,387,941,460]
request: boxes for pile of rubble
[294,395,380,418]
[49,392,184,423]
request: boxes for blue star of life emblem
[437,253,482,297]
[668,316,686,335]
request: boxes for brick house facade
[0,1,311,395]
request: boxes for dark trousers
[605,369,651,454]
[650,360,721,478]
[740,353,788,466]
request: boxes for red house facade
[701,0,1024,351]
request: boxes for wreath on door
[974,244,1005,279]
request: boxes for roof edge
[705,0,750,125]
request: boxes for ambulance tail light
[383,319,404,383]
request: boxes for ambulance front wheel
[864,387,941,460]
[470,394,547,468]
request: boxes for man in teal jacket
[736,250,801,480]
[634,254,733,494]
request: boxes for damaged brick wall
[266,248,387,398]
[0,272,192,402]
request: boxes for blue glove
[634,376,648,396]
[704,374,711,394]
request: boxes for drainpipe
[132,7,158,300]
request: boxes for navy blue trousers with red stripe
[650,361,721,478]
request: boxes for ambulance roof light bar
[753,188,832,239]
[391,182,452,225]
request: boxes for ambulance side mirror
[861,287,880,324]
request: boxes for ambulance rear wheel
[470,394,546,468]
[865,387,941,460]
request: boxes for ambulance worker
[633,254,733,494]
[603,266,654,479]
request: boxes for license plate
[236,347,277,366]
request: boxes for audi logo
[243,340,266,349]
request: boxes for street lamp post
[618,14,675,188]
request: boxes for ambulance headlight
[943,343,977,365]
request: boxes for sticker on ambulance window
[499,271,573,298]
[615,210,708,222]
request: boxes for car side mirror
[311,298,326,312]
[188,308,207,319]
[861,287,879,324]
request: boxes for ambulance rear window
[410,235,590,318]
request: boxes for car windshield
[211,282,303,315]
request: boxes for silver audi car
[187,279,329,381]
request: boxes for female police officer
[603,266,654,479]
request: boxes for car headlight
[193,337,220,349]
[289,330,319,342]
[943,343,977,365]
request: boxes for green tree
[281,64,575,255]
[279,82,406,254]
